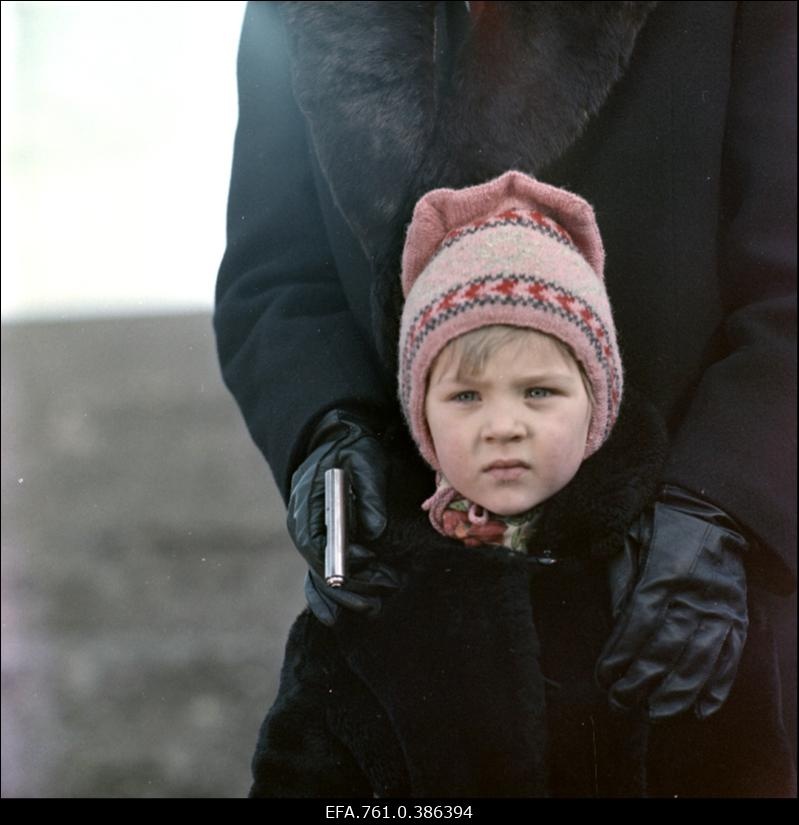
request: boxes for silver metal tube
[324,468,347,587]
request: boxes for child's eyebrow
[438,371,577,386]
[513,372,577,385]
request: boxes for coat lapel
[279,1,658,263]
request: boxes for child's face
[424,332,592,516]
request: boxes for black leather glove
[287,408,400,625]
[596,484,749,720]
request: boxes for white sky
[1,0,246,321]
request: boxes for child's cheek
[437,432,471,480]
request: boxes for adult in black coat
[215,1,796,796]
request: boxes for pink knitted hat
[398,170,623,470]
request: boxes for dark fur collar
[279,1,657,260]
[279,1,659,368]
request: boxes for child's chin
[482,494,543,517]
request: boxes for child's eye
[525,387,553,399]
[451,390,479,403]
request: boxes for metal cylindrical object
[324,468,347,587]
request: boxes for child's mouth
[483,460,530,481]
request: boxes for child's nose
[482,404,526,442]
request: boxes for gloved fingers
[342,573,400,597]
[645,616,733,719]
[319,539,400,593]
[305,570,340,627]
[320,585,382,617]
[596,600,663,690]
[305,570,382,626]
[287,444,332,567]
[598,527,734,690]
[597,523,678,688]
[694,622,747,720]
[340,442,388,541]
[347,543,376,565]
[602,602,700,712]
[343,549,403,595]
[607,537,639,620]
[639,502,711,580]
[329,541,402,595]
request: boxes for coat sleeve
[214,2,392,500]
[249,612,372,798]
[662,1,797,591]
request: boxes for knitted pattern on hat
[398,170,623,470]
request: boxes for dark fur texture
[279,1,659,370]
[280,1,657,253]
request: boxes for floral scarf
[422,474,543,552]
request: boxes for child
[248,172,666,797]
[396,171,622,554]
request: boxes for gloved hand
[287,408,400,626]
[596,484,749,720]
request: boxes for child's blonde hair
[428,325,595,407]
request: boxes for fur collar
[279,1,658,261]
[279,1,659,368]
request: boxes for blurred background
[2,0,307,798]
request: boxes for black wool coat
[214,1,797,795]
[248,392,793,798]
